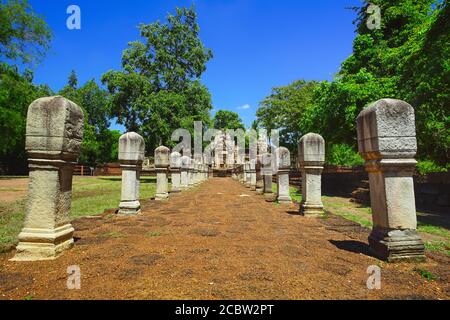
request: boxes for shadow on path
[328,240,375,258]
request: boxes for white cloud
[237,104,251,110]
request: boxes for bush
[327,144,364,167]
[416,160,449,175]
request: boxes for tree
[333,0,448,164]
[102,6,213,152]
[68,70,78,89]
[0,0,51,64]
[213,110,245,131]
[256,80,318,151]
[256,1,448,167]
[0,0,52,173]
[0,63,53,173]
[58,72,116,165]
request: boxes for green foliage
[424,241,450,256]
[58,71,118,165]
[68,69,78,89]
[213,110,245,131]
[0,63,53,173]
[327,144,364,167]
[256,0,449,168]
[344,0,449,164]
[413,268,439,281]
[102,6,213,152]
[256,80,319,151]
[0,0,51,64]
[0,0,53,173]
[417,160,449,175]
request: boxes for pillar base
[11,224,75,261]
[118,201,141,215]
[264,192,275,200]
[255,187,263,194]
[369,228,425,262]
[155,193,169,201]
[300,202,324,216]
[277,196,292,204]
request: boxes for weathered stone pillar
[188,159,195,187]
[262,153,274,199]
[357,99,425,262]
[193,160,199,185]
[118,132,145,215]
[276,147,292,204]
[249,159,257,191]
[155,146,170,200]
[298,133,325,216]
[180,156,190,189]
[256,138,267,194]
[202,164,207,181]
[170,152,182,193]
[245,162,251,188]
[12,96,84,261]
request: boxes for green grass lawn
[0,176,157,253]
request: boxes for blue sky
[27,0,362,131]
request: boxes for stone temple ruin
[11,96,425,264]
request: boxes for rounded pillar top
[357,99,417,160]
[170,151,182,169]
[155,146,170,168]
[298,133,325,164]
[119,132,145,162]
[181,155,191,169]
[276,147,291,168]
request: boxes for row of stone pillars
[12,96,424,263]
[232,135,325,213]
[118,138,211,215]
[232,98,425,262]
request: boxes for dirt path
[0,178,448,300]
[0,178,28,203]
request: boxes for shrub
[416,160,449,175]
[327,144,364,167]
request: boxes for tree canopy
[213,110,245,131]
[59,71,119,165]
[0,0,51,64]
[102,6,213,151]
[256,0,449,168]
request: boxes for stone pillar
[276,147,292,204]
[298,133,325,216]
[118,132,145,215]
[180,156,190,189]
[256,138,267,194]
[249,159,257,191]
[357,99,425,262]
[170,152,182,193]
[201,164,206,181]
[245,162,251,188]
[12,96,84,261]
[188,159,195,187]
[155,146,170,200]
[192,160,199,185]
[262,153,274,199]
